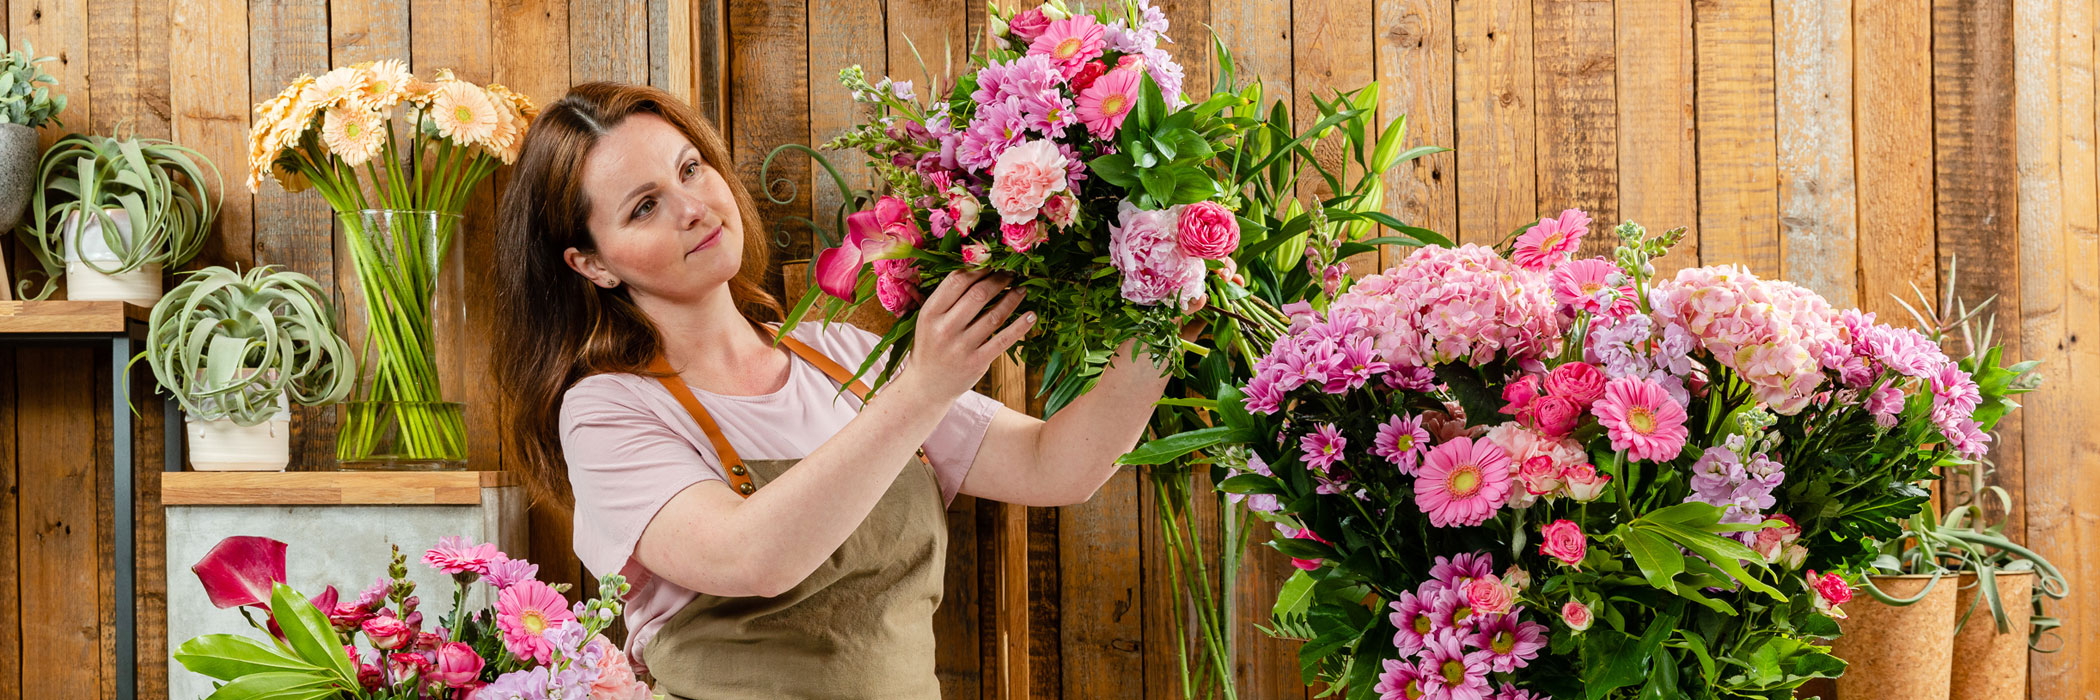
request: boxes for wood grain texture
[805,0,883,262]
[16,349,100,699]
[0,349,16,700]
[987,358,1024,700]
[1295,0,1377,276]
[1233,536,1308,699]
[728,0,810,282]
[93,348,114,700]
[940,495,984,699]
[1453,0,1537,246]
[1856,0,1937,322]
[128,358,167,700]
[692,0,727,130]
[1614,0,1698,273]
[1139,470,1173,699]
[10,0,89,147]
[0,301,146,333]
[1773,0,1857,308]
[648,0,670,91]
[87,0,171,138]
[571,0,649,84]
[330,0,406,64]
[172,0,257,270]
[1155,0,1212,99]
[1692,0,1780,275]
[1210,0,1292,99]
[887,0,967,100]
[1376,0,1458,249]
[160,470,515,505]
[1060,468,1144,697]
[1532,0,1618,255]
[249,0,339,468]
[663,0,693,105]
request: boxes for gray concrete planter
[0,122,36,231]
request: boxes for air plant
[19,132,220,299]
[142,266,356,426]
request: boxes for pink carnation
[1108,200,1206,310]
[1592,376,1690,462]
[1415,437,1515,527]
[988,139,1069,225]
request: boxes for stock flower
[1807,570,1853,619]
[1511,208,1591,270]
[1593,376,1689,462]
[1374,658,1432,700]
[430,80,501,146]
[989,139,1070,224]
[1373,414,1430,473]
[1300,423,1347,473]
[1560,599,1593,632]
[1075,67,1141,139]
[1416,438,1514,527]
[423,536,503,576]
[1469,612,1547,672]
[1028,15,1107,77]
[1418,631,1494,700]
[496,580,576,664]
[1175,201,1239,259]
[1538,520,1586,568]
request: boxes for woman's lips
[689,226,722,255]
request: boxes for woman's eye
[632,197,656,220]
[683,161,702,179]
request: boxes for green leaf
[1270,536,1337,562]
[1089,153,1139,188]
[267,583,355,683]
[173,634,325,681]
[1118,425,1241,465]
[1647,522,1784,600]
[1620,528,1686,593]
[1139,166,1176,203]
[1216,474,1283,495]
[1272,569,1315,620]
[201,671,340,700]
[1641,501,1727,528]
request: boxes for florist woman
[494,82,1179,699]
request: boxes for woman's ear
[563,247,621,288]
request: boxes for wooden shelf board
[160,470,515,506]
[0,300,149,334]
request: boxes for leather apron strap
[645,327,898,498]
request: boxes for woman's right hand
[895,269,1034,402]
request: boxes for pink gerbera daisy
[1467,611,1548,672]
[1075,68,1141,139]
[496,580,576,664]
[1388,590,1439,657]
[1028,15,1108,77]
[1418,630,1495,700]
[1374,658,1433,700]
[1592,377,1691,462]
[1301,422,1347,473]
[481,556,540,589]
[423,536,503,576]
[1512,208,1592,270]
[1375,414,1431,474]
[1551,257,1634,316]
[1415,438,1515,527]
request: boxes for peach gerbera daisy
[429,80,501,147]
[320,106,386,166]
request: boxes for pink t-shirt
[557,321,1004,667]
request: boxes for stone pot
[1830,573,1956,700]
[1950,570,2035,700]
[0,122,37,232]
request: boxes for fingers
[983,309,1037,355]
[924,268,991,317]
[962,287,1028,343]
[935,272,1012,331]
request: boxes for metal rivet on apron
[737,482,756,495]
[729,464,747,475]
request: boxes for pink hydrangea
[1415,438,1515,527]
[1108,200,1206,310]
[1330,244,1569,370]
[1649,265,1840,414]
[1511,208,1591,270]
[1592,376,1690,462]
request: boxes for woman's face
[566,113,744,304]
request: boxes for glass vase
[335,209,469,469]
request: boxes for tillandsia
[18,132,222,298]
[175,535,652,700]
[141,265,357,426]
[774,0,1449,415]
[1140,213,2030,699]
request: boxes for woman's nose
[666,188,709,230]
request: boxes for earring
[598,277,621,289]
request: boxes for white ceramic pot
[186,414,292,471]
[62,208,164,307]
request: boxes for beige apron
[641,332,947,699]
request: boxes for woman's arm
[633,270,1030,598]
[959,335,1182,507]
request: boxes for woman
[494,82,1179,698]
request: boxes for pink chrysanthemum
[1027,15,1107,77]
[1592,376,1691,462]
[1418,630,1495,700]
[423,536,503,576]
[1493,684,1547,700]
[1301,423,1347,473]
[1415,438,1515,527]
[1388,590,1439,657]
[496,580,576,665]
[1075,68,1141,139]
[1467,611,1548,672]
[1374,658,1432,700]
[481,556,540,589]
[1430,552,1496,586]
[1374,414,1431,474]
[1512,209,1591,270]
[1430,588,1481,632]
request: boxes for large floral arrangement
[783,0,1442,411]
[1153,214,2030,698]
[175,535,650,700]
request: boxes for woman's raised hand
[895,269,1034,402]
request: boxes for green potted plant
[0,35,68,300]
[143,266,356,470]
[20,131,219,305]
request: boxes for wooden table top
[161,470,517,506]
[0,300,150,334]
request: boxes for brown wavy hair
[496,82,781,508]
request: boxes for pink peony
[362,612,413,650]
[428,642,484,687]
[874,259,925,317]
[988,139,1069,224]
[1544,361,1608,405]
[960,241,993,267]
[496,580,576,665]
[1041,192,1080,228]
[1592,376,1690,462]
[1807,570,1853,619]
[424,536,503,576]
[1176,201,1239,259]
[1075,67,1141,139]
[1511,208,1591,270]
[588,636,653,700]
[1028,15,1107,77]
[1561,463,1610,502]
[1464,576,1516,616]
[1001,219,1048,252]
[1006,8,1052,43]
[1374,413,1430,474]
[1538,520,1586,568]
[1109,200,1207,310]
[1415,438,1515,527]
[1561,599,1593,632]
[1374,658,1432,700]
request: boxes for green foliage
[141,266,356,425]
[0,35,66,128]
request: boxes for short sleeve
[791,321,1006,505]
[559,375,726,578]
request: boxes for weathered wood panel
[1453,0,1536,245]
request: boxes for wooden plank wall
[6,0,2100,697]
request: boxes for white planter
[62,208,164,307]
[186,414,292,471]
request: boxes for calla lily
[191,535,288,609]
[814,196,925,301]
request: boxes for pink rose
[1504,565,1532,592]
[1538,519,1587,568]
[1752,514,1802,564]
[1527,396,1583,437]
[1176,200,1239,259]
[1116,53,1146,73]
[1069,61,1107,91]
[874,260,924,317]
[427,642,484,687]
[960,242,992,267]
[1002,219,1049,252]
[1500,375,1541,416]
[989,139,1069,225]
[947,187,983,232]
[387,651,432,679]
[1109,200,1207,310]
[1561,599,1593,632]
[362,612,412,650]
[1464,575,1516,616]
[1519,456,1565,496]
[1007,8,1051,42]
[1807,570,1853,618]
[1042,193,1080,229]
[1562,463,1610,502]
[357,661,385,691]
[1545,362,1608,405]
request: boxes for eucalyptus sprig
[19,132,221,299]
[142,266,356,426]
[0,35,66,128]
